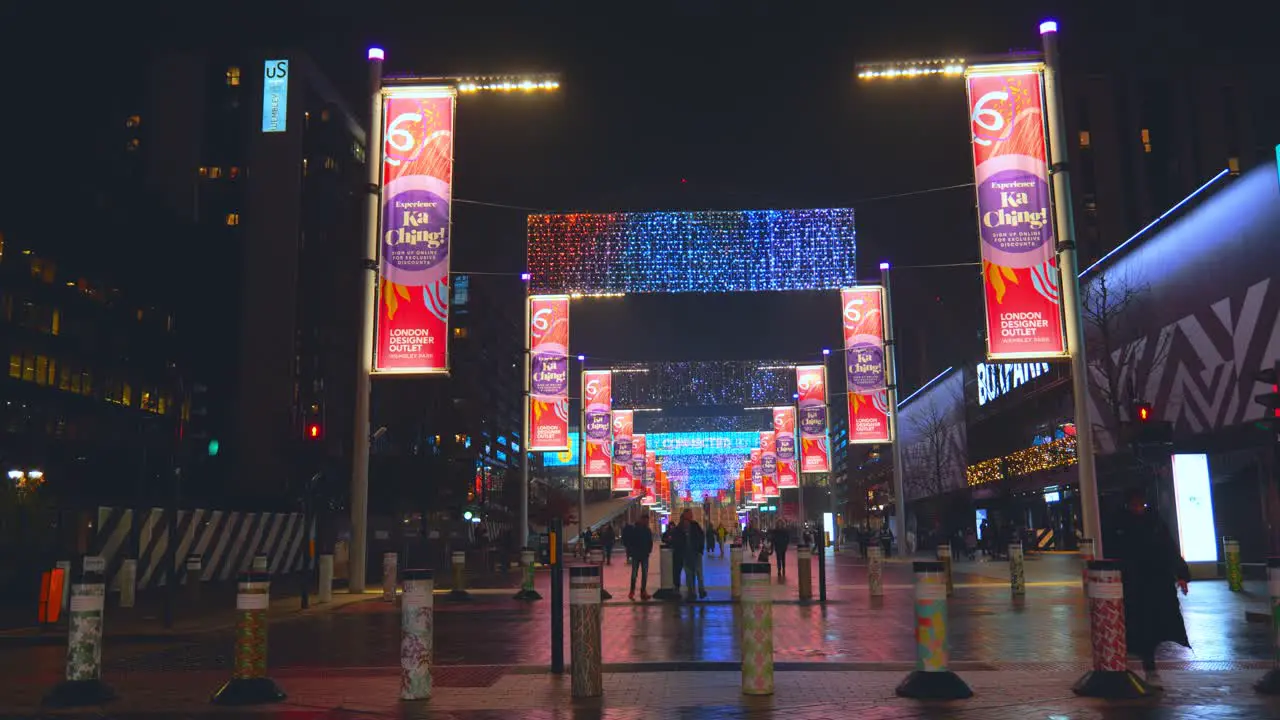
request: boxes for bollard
[895,561,972,699]
[1078,538,1094,590]
[730,543,743,601]
[797,545,813,602]
[549,519,565,674]
[318,554,333,604]
[1009,543,1025,597]
[400,569,434,700]
[816,533,828,603]
[740,562,774,696]
[1256,558,1280,693]
[653,543,679,600]
[57,560,72,614]
[119,559,137,609]
[514,547,543,601]
[1073,560,1150,698]
[211,571,286,705]
[448,550,471,600]
[569,564,603,698]
[1225,538,1243,592]
[936,544,953,596]
[186,554,203,604]
[252,555,269,573]
[867,545,884,597]
[587,545,613,600]
[382,552,398,601]
[43,559,115,707]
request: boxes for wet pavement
[3,550,1278,718]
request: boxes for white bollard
[318,554,334,604]
[383,552,398,601]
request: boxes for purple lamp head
[1039,20,1059,35]
[822,348,831,356]
[577,354,585,362]
[520,272,531,282]
[878,261,890,271]
[368,47,385,61]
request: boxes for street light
[350,46,562,594]
[854,21,1104,553]
[8,468,45,492]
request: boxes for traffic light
[1135,402,1153,423]
[1129,400,1172,448]
[302,401,325,442]
[306,422,323,441]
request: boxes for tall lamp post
[879,263,909,552]
[351,47,560,593]
[855,19,1102,554]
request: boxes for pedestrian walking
[680,510,708,601]
[964,527,978,561]
[624,514,654,601]
[705,520,718,557]
[668,518,687,595]
[879,525,893,558]
[1108,488,1190,688]
[770,521,791,578]
[601,524,616,565]
[716,523,728,557]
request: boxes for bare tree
[1082,271,1173,452]
[901,382,966,502]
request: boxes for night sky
[2,0,1263,393]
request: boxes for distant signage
[976,361,1052,406]
[262,59,290,132]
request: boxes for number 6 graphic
[971,90,1009,147]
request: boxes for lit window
[301,158,308,176]
[226,66,241,86]
[225,213,240,226]
[1228,156,1240,174]
[136,309,144,322]
[1078,130,1090,149]
[7,353,20,379]
[208,167,222,179]
[126,138,140,151]
[1140,128,1152,153]
[125,115,141,128]
[198,166,209,177]
[229,166,240,179]
[323,156,336,170]
[50,308,60,336]
[452,326,468,338]
[122,383,132,407]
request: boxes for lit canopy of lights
[637,413,770,434]
[527,209,856,295]
[611,361,801,408]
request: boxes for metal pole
[164,466,180,629]
[549,518,564,674]
[881,264,909,554]
[816,530,828,602]
[520,291,531,550]
[1041,22,1103,554]
[350,49,385,594]
[578,367,586,546]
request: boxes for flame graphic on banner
[983,260,1020,304]
[381,279,410,320]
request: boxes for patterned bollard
[318,554,334,604]
[1073,560,1151,698]
[797,545,813,601]
[1254,558,1280,693]
[936,544,953,596]
[588,546,613,600]
[868,545,884,597]
[448,550,471,600]
[653,543,679,600]
[43,558,115,707]
[211,571,286,705]
[740,562,774,696]
[400,569,434,700]
[730,543,743,601]
[1009,543,1025,597]
[382,552,398,602]
[1078,538,1094,590]
[569,564,603,698]
[1225,538,1243,592]
[514,547,542,601]
[895,561,972,699]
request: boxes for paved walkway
[4,550,1278,718]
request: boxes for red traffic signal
[1135,403,1153,423]
[306,423,323,440]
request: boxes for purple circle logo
[383,188,450,272]
[799,406,827,436]
[585,412,610,440]
[776,435,795,460]
[977,169,1052,255]
[847,345,885,392]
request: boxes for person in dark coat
[769,521,791,578]
[668,520,687,594]
[1107,488,1190,688]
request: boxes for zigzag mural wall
[91,507,315,592]
[1083,166,1280,453]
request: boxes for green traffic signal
[207,439,220,457]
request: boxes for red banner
[374,87,457,374]
[643,450,658,505]
[773,407,799,489]
[610,409,634,492]
[796,365,830,473]
[630,434,647,492]
[527,295,570,451]
[841,287,891,443]
[582,370,612,477]
[759,431,780,497]
[965,64,1067,359]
